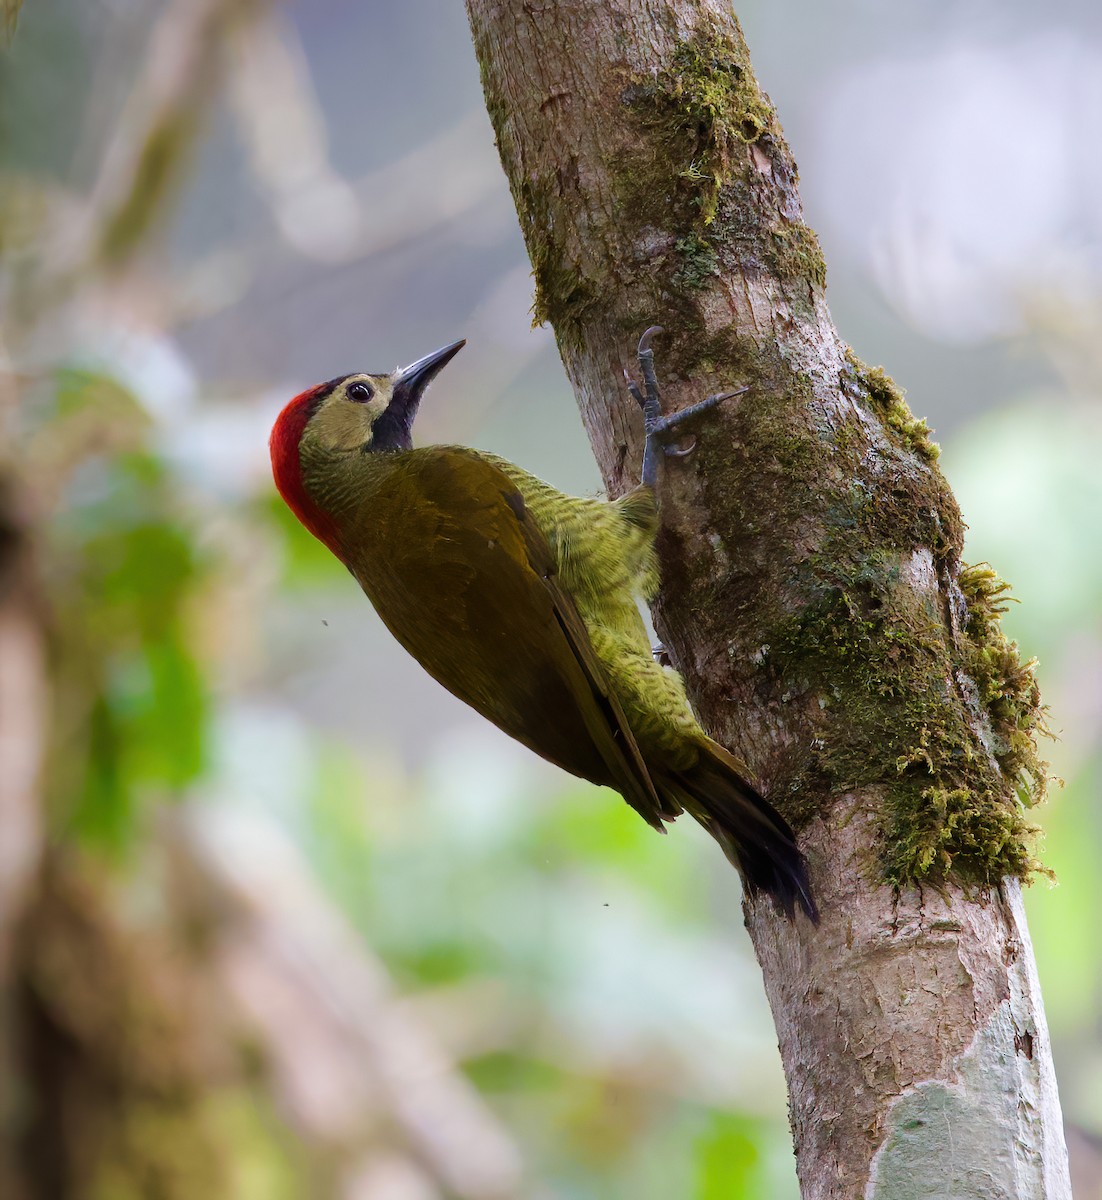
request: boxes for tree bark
[465,1,1071,1196]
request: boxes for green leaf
[260,492,347,588]
[695,1113,765,1200]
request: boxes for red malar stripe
[269,385,343,556]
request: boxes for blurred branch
[89,0,268,269]
[175,807,525,1200]
[1,0,20,50]
[4,800,528,1199]
[0,352,46,1200]
[11,0,265,304]
[0,451,47,1195]
[179,97,502,322]
[0,476,44,973]
[2,0,275,351]
[226,11,503,270]
[226,11,360,263]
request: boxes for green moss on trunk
[958,563,1050,806]
[678,344,1045,888]
[473,15,829,350]
[847,351,941,462]
[618,26,775,226]
[614,24,826,301]
[768,565,1044,887]
[751,389,1046,886]
[520,179,602,332]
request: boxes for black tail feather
[662,741,818,922]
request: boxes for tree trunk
[464,1,1071,1195]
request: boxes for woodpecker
[270,329,816,920]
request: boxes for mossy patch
[766,549,1045,887]
[838,461,964,576]
[479,17,827,344]
[619,27,774,227]
[769,222,828,290]
[958,563,1050,807]
[670,231,718,291]
[609,22,826,307]
[845,350,941,462]
[672,344,1044,888]
[515,177,601,338]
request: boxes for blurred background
[1,0,1099,1196]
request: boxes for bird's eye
[347,381,374,403]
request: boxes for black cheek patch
[365,407,413,454]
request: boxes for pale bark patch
[867,885,1068,1200]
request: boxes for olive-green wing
[351,448,674,831]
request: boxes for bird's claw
[625,328,747,488]
[623,368,647,411]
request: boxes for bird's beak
[368,339,465,454]
[389,339,466,422]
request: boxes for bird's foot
[623,326,748,488]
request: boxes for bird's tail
[661,739,818,922]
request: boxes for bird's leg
[624,326,748,488]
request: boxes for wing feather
[352,449,673,830]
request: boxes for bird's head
[270,338,465,552]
